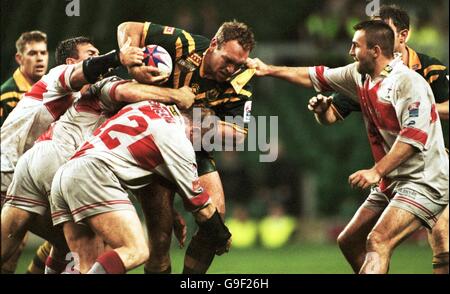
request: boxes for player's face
[349,30,376,76]
[16,41,48,83]
[75,43,100,62]
[206,39,249,82]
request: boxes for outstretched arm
[70,38,144,90]
[246,57,313,88]
[115,83,195,109]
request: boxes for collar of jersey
[13,68,32,92]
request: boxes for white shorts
[3,140,74,215]
[362,182,448,229]
[50,156,135,226]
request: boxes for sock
[143,265,171,274]
[87,250,125,274]
[45,256,69,274]
[26,241,52,274]
[182,233,216,274]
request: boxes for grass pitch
[15,242,432,274]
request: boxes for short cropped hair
[375,4,410,32]
[181,107,217,138]
[55,36,93,66]
[215,20,256,52]
[16,30,47,54]
[353,20,395,58]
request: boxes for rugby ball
[143,45,173,76]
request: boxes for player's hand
[128,65,169,85]
[119,37,144,67]
[173,209,187,248]
[348,168,381,189]
[308,94,333,114]
[246,57,270,76]
[173,86,195,109]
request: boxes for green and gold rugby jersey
[1,68,33,126]
[332,47,449,118]
[141,22,253,134]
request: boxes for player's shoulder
[416,51,446,68]
[1,76,18,94]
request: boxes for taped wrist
[82,50,121,83]
[196,210,231,248]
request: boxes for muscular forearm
[437,100,449,121]
[115,82,179,104]
[118,22,144,48]
[266,65,313,88]
[373,140,417,177]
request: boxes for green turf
[15,242,432,274]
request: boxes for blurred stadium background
[2,0,448,273]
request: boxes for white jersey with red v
[1,64,79,172]
[73,100,210,211]
[309,58,448,198]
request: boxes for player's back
[1,64,79,172]
[38,76,126,152]
[73,100,193,189]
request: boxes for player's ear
[372,45,382,58]
[15,53,23,65]
[65,57,77,65]
[210,37,218,49]
[399,29,409,44]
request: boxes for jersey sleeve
[394,74,434,151]
[35,65,78,120]
[308,63,360,100]
[90,76,129,115]
[159,136,212,211]
[422,58,449,103]
[331,92,361,119]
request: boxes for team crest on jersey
[408,102,420,118]
[187,53,202,67]
[163,26,175,35]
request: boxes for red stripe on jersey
[58,68,69,91]
[127,134,164,170]
[399,127,428,146]
[358,81,387,162]
[71,142,95,159]
[36,122,55,142]
[75,95,102,115]
[45,94,75,120]
[315,66,333,92]
[365,82,400,133]
[26,80,47,101]
[430,104,438,123]
[379,178,393,198]
[183,190,210,211]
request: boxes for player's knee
[337,230,351,251]
[366,230,389,253]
